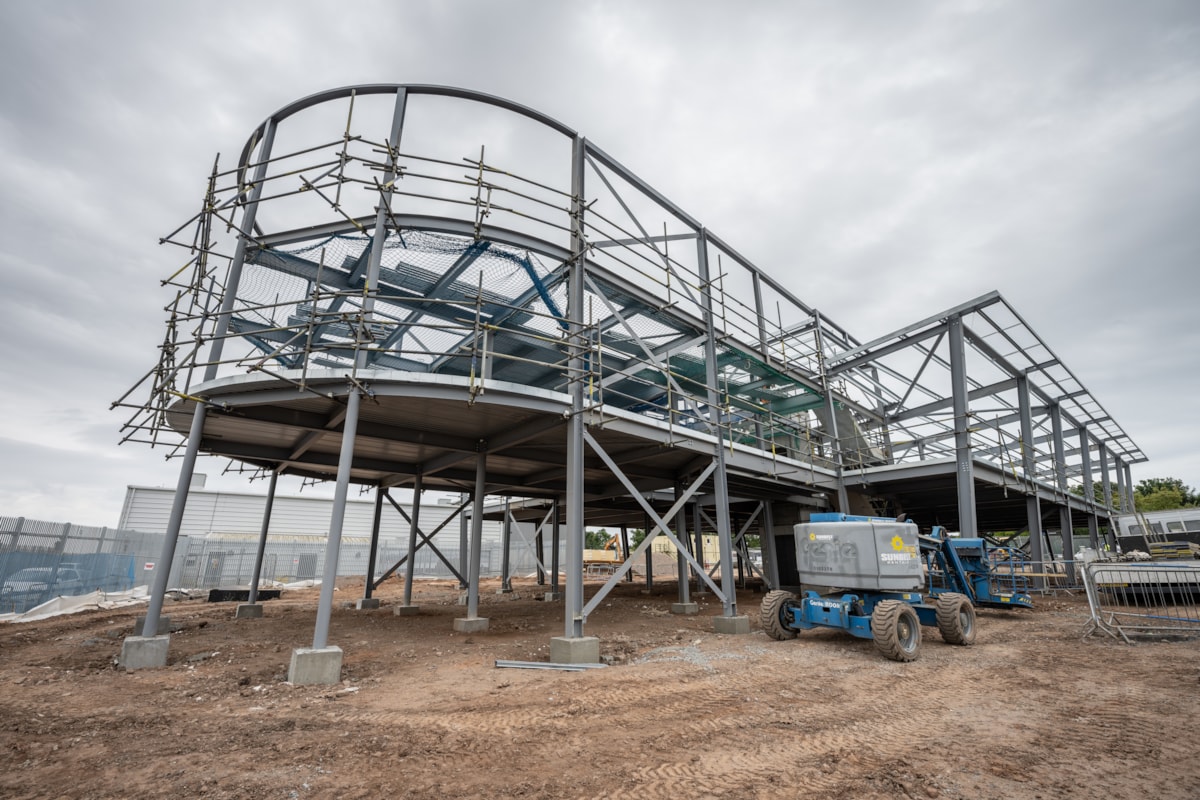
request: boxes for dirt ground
[1,574,1198,800]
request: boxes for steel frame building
[115,85,1145,677]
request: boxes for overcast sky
[1,1,1197,527]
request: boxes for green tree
[1070,476,1198,511]
[1135,477,1198,506]
[630,528,647,549]
[584,528,610,549]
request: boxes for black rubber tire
[871,600,921,662]
[760,589,798,641]
[935,592,977,645]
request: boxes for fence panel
[1081,560,1200,642]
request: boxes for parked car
[0,566,86,612]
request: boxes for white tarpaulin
[0,586,150,623]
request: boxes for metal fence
[1081,559,1200,641]
[2,515,553,613]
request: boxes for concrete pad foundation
[394,605,420,616]
[134,615,171,636]
[453,617,490,633]
[541,592,561,602]
[550,636,601,665]
[355,598,381,610]
[671,602,699,615]
[235,603,263,619]
[119,635,170,670]
[288,646,343,686]
[713,615,751,635]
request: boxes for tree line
[1072,476,1198,512]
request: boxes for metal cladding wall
[118,485,506,544]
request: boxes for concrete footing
[393,604,420,616]
[134,615,171,636]
[671,602,699,615]
[550,636,600,665]
[355,598,381,610]
[497,586,513,594]
[288,646,343,685]
[119,635,170,670]
[453,617,490,633]
[541,591,561,602]
[713,615,751,635]
[235,603,263,619]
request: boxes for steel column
[697,228,738,617]
[563,135,587,639]
[1018,375,1044,585]
[140,120,277,640]
[247,470,278,605]
[551,497,561,596]
[501,498,513,592]
[1099,443,1116,549]
[535,526,546,586]
[1078,428,1100,550]
[676,481,691,605]
[467,450,487,620]
[761,501,781,589]
[1123,462,1136,513]
[1051,403,1075,583]
[620,526,633,583]
[403,473,423,606]
[815,310,851,512]
[948,315,978,537]
[459,491,469,589]
[363,486,384,600]
[312,388,363,650]
[1114,457,1127,514]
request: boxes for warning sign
[143,562,155,571]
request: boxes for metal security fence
[2,515,553,613]
[1081,560,1200,641]
[0,516,167,613]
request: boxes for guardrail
[1081,560,1200,642]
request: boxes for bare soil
[2,576,1198,800]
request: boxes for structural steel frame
[114,84,1145,671]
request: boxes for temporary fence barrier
[1081,559,1200,642]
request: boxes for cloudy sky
[1,1,1197,526]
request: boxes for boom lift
[761,514,1032,662]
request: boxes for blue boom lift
[761,514,1033,662]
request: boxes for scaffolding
[112,85,1146,677]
